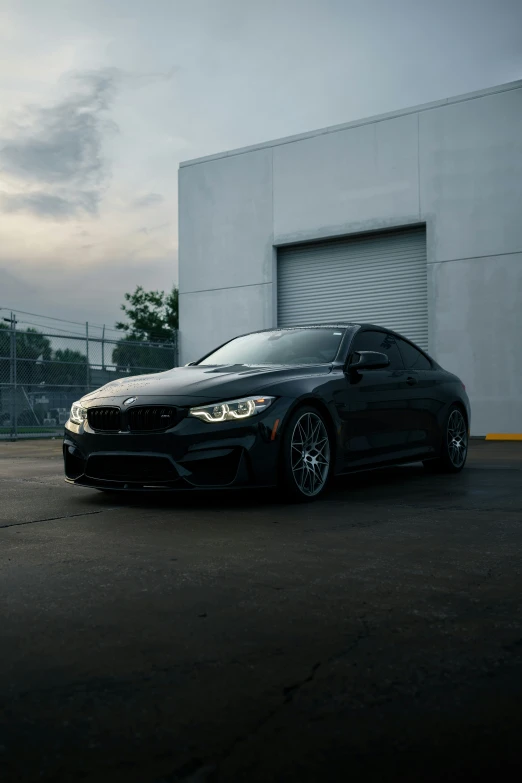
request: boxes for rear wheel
[423,405,468,473]
[279,406,332,502]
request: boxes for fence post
[10,312,17,441]
[8,314,13,438]
[85,322,90,392]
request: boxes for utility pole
[85,322,90,391]
[2,312,17,439]
[3,313,18,440]
[12,313,17,440]
[101,324,106,371]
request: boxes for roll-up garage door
[277,226,428,349]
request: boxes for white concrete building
[178,80,522,436]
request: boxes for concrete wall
[179,81,522,435]
[178,148,274,362]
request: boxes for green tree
[112,285,178,374]
[0,324,52,386]
[111,338,174,375]
[49,348,88,387]
[115,285,178,342]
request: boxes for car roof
[253,323,420,341]
[199,323,438,368]
[247,324,434,358]
[250,323,360,332]
[249,323,418,333]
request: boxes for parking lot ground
[1,439,522,783]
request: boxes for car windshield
[198,328,345,366]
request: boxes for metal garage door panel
[277,227,428,349]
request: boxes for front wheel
[423,405,468,474]
[279,406,332,502]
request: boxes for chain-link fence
[0,320,178,440]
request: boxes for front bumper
[64,399,291,492]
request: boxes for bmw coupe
[64,324,470,502]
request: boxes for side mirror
[347,351,390,371]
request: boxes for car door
[395,336,439,456]
[335,329,410,468]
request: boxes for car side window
[396,338,432,370]
[350,330,404,370]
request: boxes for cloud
[137,221,171,236]
[0,253,178,333]
[121,66,178,89]
[132,192,165,209]
[1,68,119,185]
[0,68,119,218]
[1,189,99,218]
[0,66,175,220]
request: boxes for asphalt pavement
[1,439,522,782]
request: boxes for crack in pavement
[155,759,217,782]
[195,660,323,783]
[0,508,122,530]
[202,620,373,780]
[282,661,321,701]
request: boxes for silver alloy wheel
[290,412,330,497]
[447,409,468,468]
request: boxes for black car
[64,324,470,502]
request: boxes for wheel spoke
[302,471,310,494]
[311,463,323,487]
[447,410,467,468]
[290,412,331,496]
[313,438,329,455]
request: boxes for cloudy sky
[0,0,520,333]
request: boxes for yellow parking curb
[485,434,522,441]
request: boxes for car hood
[81,364,333,406]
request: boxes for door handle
[406,376,417,386]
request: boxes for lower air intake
[85,455,178,483]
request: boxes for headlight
[69,401,87,425]
[189,395,275,423]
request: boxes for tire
[423,405,468,474]
[279,406,332,502]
